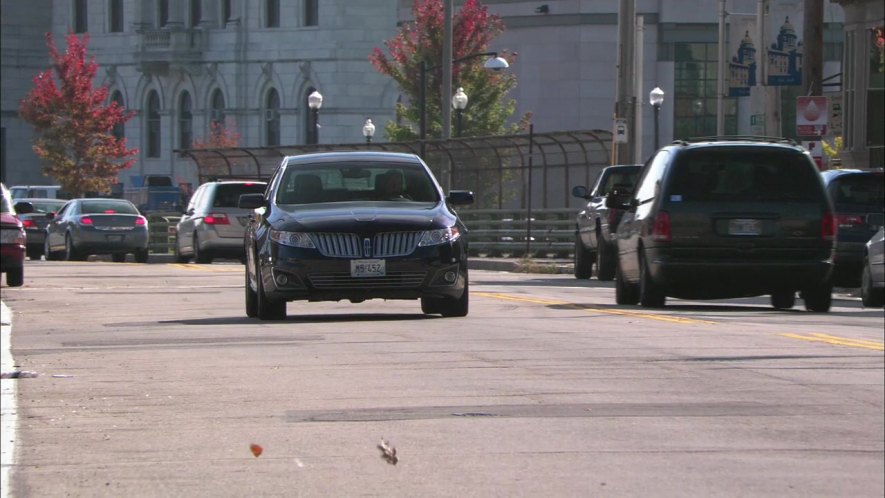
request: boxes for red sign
[796,96,828,136]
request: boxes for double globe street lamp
[452,87,468,137]
[308,90,323,144]
[649,86,664,151]
[419,52,509,156]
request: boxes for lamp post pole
[362,118,375,144]
[308,90,323,145]
[649,86,664,152]
[452,87,468,137]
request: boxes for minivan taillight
[834,214,864,228]
[651,211,672,242]
[204,213,230,225]
[821,213,836,240]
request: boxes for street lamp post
[308,90,323,144]
[419,52,508,157]
[362,118,375,144]
[649,86,664,151]
[451,87,468,137]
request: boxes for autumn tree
[190,119,242,181]
[19,32,137,197]
[370,0,530,141]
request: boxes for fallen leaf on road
[250,443,263,458]
[377,438,398,465]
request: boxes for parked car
[819,168,884,287]
[1,183,33,286]
[613,137,836,311]
[44,198,149,262]
[861,227,884,307]
[174,180,268,263]
[15,198,68,259]
[239,151,474,320]
[571,164,642,280]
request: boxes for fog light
[274,273,289,286]
[443,271,457,283]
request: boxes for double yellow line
[472,292,715,324]
[781,333,884,351]
[169,263,241,272]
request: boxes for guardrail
[146,210,577,259]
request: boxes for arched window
[109,0,124,32]
[265,88,280,146]
[266,0,280,28]
[210,90,226,127]
[190,0,202,27]
[146,91,161,157]
[111,91,125,140]
[179,92,193,149]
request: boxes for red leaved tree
[369,0,530,141]
[191,119,242,181]
[19,32,137,197]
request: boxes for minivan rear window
[213,183,267,208]
[667,149,821,202]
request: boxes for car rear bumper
[197,228,247,256]
[74,231,148,253]
[649,258,834,299]
[1,243,26,268]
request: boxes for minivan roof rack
[674,135,798,145]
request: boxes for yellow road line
[781,333,884,351]
[169,264,241,272]
[473,292,716,324]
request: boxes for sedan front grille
[309,231,423,258]
[308,272,427,289]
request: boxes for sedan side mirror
[446,190,474,206]
[571,186,589,199]
[239,193,266,209]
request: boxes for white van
[9,185,64,200]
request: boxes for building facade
[1,0,852,190]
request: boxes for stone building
[1,0,852,189]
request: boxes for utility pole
[802,0,824,96]
[615,0,636,164]
[441,0,453,139]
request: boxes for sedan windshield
[276,162,440,204]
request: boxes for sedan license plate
[351,259,385,277]
[728,218,761,236]
[107,234,124,242]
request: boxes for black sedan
[44,198,149,262]
[239,151,474,320]
[16,198,67,259]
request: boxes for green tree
[369,0,530,141]
[18,32,137,198]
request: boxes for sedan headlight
[418,227,461,247]
[270,229,316,248]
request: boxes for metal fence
[177,129,613,210]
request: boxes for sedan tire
[439,278,469,317]
[44,238,59,261]
[861,259,884,307]
[5,267,24,287]
[134,248,149,263]
[771,291,796,309]
[596,239,617,281]
[574,238,593,279]
[615,264,639,305]
[65,234,86,261]
[245,265,258,318]
[255,265,286,320]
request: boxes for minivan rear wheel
[596,239,616,281]
[639,254,666,308]
[802,283,832,312]
[193,234,212,264]
[615,264,639,305]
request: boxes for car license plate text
[728,219,761,236]
[351,259,385,277]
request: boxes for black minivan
[613,137,836,311]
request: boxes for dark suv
[571,164,642,280]
[613,137,836,311]
[820,169,884,287]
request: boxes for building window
[210,90,226,127]
[74,0,88,33]
[109,0,123,32]
[222,0,232,26]
[159,0,169,27]
[179,92,193,150]
[265,89,280,146]
[673,43,736,139]
[304,0,318,27]
[190,0,201,27]
[111,91,125,139]
[147,91,161,157]
[266,0,280,28]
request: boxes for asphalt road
[1,260,883,497]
